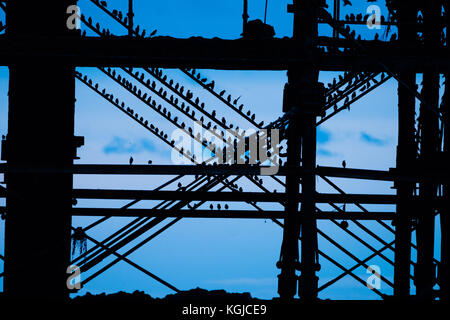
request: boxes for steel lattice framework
[0,0,449,301]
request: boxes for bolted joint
[73,135,85,160]
[276,259,301,271]
[283,82,325,115]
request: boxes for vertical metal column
[277,105,301,299]
[128,0,134,37]
[440,0,450,301]
[333,0,340,39]
[243,0,249,36]
[415,0,441,300]
[4,2,77,299]
[394,2,417,299]
[278,0,322,300]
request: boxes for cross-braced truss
[0,0,449,301]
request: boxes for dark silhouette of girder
[0,0,449,303]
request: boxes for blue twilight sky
[0,0,444,300]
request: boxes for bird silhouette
[225,204,229,210]
[129,156,134,165]
[342,160,346,168]
[210,204,214,210]
[206,81,215,89]
[343,0,352,6]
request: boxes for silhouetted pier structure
[0,0,449,301]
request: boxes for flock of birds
[78,64,281,169]
[181,69,264,128]
[82,0,157,38]
[324,71,387,112]
[98,64,275,164]
[73,0,402,218]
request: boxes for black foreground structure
[0,0,449,305]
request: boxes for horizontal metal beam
[1,164,449,183]
[0,188,419,204]
[72,189,286,202]
[71,208,395,220]
[0,164,270,175]
[2,186,443,204]
[0,36,449,71]
[70,189,400,204]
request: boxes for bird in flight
[343,0,352,6]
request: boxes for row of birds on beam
[151,67,263,127]
[77,72,190,157]
[343,13,388,24]
[82,14,156,38]
[183,68,263,128]
[325,72,386,108]
[109,67,219,132]
[340,25,397,42]
[91,0,157,38]
[122,67,250,138]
